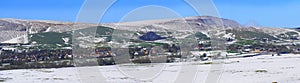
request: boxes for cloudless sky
[0,0,299,27]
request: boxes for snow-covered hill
[0,18,97,42]
[0,16,298,43]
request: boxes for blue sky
[0,0,299,27]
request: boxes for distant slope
[104,16,242,32]
[29,26,117,45]
[1,16,299,43]
[0,18,97,42]
[30,32,72,44]
[226,29,278,40]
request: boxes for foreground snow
[1,54,300,83]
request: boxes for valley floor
[1,54,300,83]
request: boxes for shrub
[255,69,268,72]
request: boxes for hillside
[0,18,97,42]
[1,16,299,45]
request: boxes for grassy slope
[226,29,277,40]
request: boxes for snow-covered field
[1,54,300,83]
